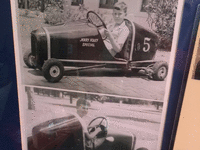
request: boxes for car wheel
[152,61,168,81]
[42,58,64,83]
[23,50,36,68]
[194,61,200,79]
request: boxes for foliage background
[144,0,178,51]
[19,0,178,50]
[18,0,112,25]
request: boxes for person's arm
[104,29,121,53]
[84,127,101,139]
[77,115,102,140]
[104,27,129,54]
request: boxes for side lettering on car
[80,38,99,48]
[143,37,151,52]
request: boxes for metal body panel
[29,114,136,150]
[96,128,135,150]
[32,114,84,150]
[131,22,158,61]
[30,15,159,71]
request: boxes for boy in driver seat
[75,98,105,150]
[104,1,130,58]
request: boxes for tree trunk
[24,0,28,9]
[70,95,73,104]
[41,0,45,12]
[63,0,71,22]
[59,92,63,98]
[26,87,35,110]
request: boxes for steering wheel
[88,116,108,135]
[86,117,108,149]
[87,11,107,29]
[87,11,108,40]
[87,11,115,54]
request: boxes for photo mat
[10,0,184,150]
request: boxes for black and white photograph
[10,0,184,150]
[13,0,181,99]
[22,86,163,150]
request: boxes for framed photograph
[10,0,184,150]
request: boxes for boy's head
[112,1,127,24]
[76,98,88,118]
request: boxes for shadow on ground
[26,66,150,80]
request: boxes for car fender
[96,127,136,150]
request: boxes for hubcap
[49,66,60,77]
[158,66,167,79]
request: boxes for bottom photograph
[21,86,163,150]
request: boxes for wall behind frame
[0,0,21,150]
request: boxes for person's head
[76,98,88,118]
[112,1,127,24]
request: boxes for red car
[24,11,168,83]
[27,114,140,150]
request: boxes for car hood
[108,127,135,148]
[42,20,99,39]
[31,113,84,150]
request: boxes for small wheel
[23,50,36,68]
[42,58,64,83]
[194,61,200,79]
[152,61,168,81]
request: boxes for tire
[23,50,36,68]
[194,61,200,79]
[42,58,64,83]
[152,61,168,81]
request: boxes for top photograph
[13,0,180,100]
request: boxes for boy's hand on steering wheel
[104,29,112,39]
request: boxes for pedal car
[24,11,168,83]
[27,114,141,150]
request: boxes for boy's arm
[85,127,102,139]
[80,118,101,140]
[104,28,129,55]
[104,29,121,53]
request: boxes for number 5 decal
[143,37,151,52]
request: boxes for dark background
[0,0,21,150]
[0,0,199,150]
